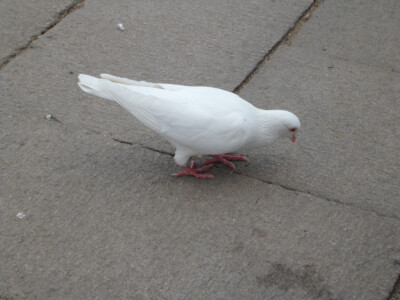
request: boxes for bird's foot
[203,154,247,169]
[172,161,214,178]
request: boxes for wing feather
[98,80,161,132]
[153,100,251,154]
[97,79,253,154]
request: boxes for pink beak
[291,134,296,143]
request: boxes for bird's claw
[172,161,214,178]
[203,154,248,169]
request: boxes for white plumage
[78,74,300,177]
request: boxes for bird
[78,74,300,178]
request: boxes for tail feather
[78,73,168,102]
[78,74,114,101]
[100,74,164,89]
[78,74,161,132]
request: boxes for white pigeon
[78,74,300,178]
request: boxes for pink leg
[203,154,247,169]
[172,161,214,178]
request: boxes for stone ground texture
[1,0,399,299]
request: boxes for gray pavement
[0,0,81,67]
[1,0,399,299]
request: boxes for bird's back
[78,74,258,156]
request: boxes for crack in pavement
[112,137,399,222]
[232,0,323,94]
[0,0,85,69]
[387,273,400,300]
[230,170,400,222]
[112,138,174,156]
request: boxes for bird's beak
[291,134,296,143]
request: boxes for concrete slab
[1,120,399,299]
[1,0,399,299]
[9,0,312,90]
[292,0,400,71]
[0,0,80,66]
[238,0,400,219]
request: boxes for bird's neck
[252,109,283,147]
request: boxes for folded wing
[96,79,252,154]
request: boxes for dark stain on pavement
[256,263,334,299]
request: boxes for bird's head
[256,110,301,144]
[276,110,301,143]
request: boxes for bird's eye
[289,128,297,132]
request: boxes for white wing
[80,74,256,155]
[153,97,252,154]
